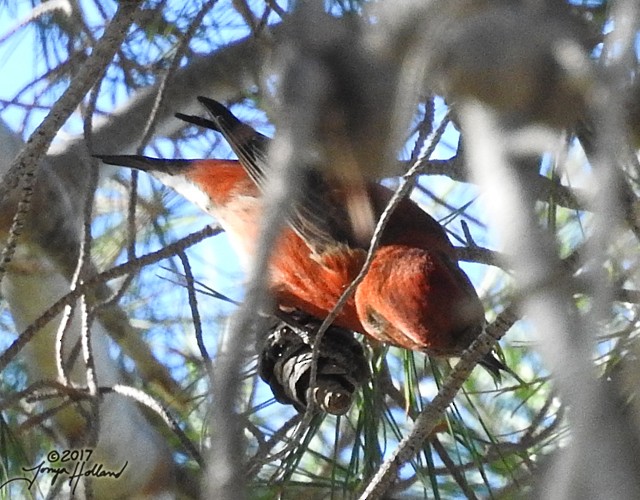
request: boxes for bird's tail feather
[95,155,194,175]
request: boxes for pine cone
[258,313,370,415]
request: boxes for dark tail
[197,96,245,129]
[174,112,220,132]
[197,96,270,154]
[175,97,269,151]
[182,98,270,184]
[95,155,194,175]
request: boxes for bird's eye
[365,306,389,332]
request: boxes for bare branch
[0,1,144,285]
[0,225,220,373]
[360,306,518,499]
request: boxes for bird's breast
[204,184,367,333]
[270,236,367,334]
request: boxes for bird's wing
[184,97,356,254]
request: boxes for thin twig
[430,437,478,500]
[0,0,72,45]
[108,384,203,467]
[137,0,218,149]
[13,379,204,468]
[177,250,213,379]
[0,225,221,373]
[360,305,518,499]
[245,414,303,478]
[0,0,143,286]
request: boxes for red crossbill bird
[97,97,507,376]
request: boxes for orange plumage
[97,97,504,374]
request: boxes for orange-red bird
[98,97,505,375]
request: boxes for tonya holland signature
[0,449,128,495]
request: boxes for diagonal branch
[0,225,220,374]
[360,305,518,499]
[0,1,144,285]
